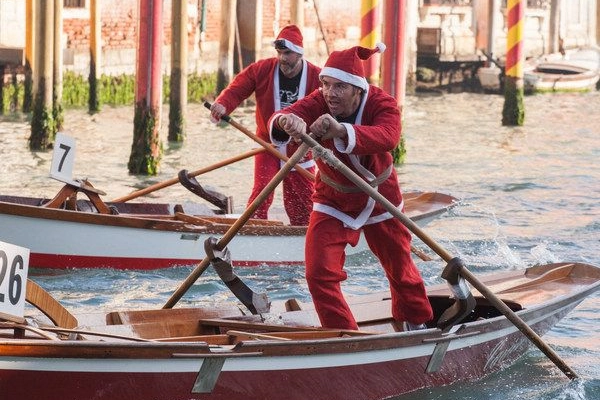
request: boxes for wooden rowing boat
[0,182,457,269]
[1,261,598,400]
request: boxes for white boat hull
[0,191,456,269]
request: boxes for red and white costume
[268,44,433,330]
[214,27,321,225]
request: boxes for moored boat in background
[524,47,600,93]
[477,47,600,94]
[0,186,457,269]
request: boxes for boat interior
[1,288,517,344]
[2,262,597,345]
[0,183,457,240]
[0,182,456,223]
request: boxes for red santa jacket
[215,57,321,162]
[269,85,403,229]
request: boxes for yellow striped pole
[360,0,382,85]
[502,0,525,126]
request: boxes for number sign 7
[57,143,72,172]
[50,132,77,184]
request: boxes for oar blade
[205,237,271,314]
[437,257,477,331]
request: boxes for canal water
[1,91,599,400]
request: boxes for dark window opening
[64,0,85,8]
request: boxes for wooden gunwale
[0,191,455,237]
[0,200,305,235]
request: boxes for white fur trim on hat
[319,67,369,91]
[273,38,304,55]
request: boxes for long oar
[297,132,578,380]
[111,147,265,203]
[204,101,315,181]
[163,140,312,309]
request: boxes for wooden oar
[111,147,265,203]
[410,245,432,261]
[204,101,315,182]
[163,139,313,309]
[297,132,578,380]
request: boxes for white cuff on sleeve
[333,123,355,153]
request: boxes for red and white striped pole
[502,0,525,126]
[360,0,382,85]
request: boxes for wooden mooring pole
[53,0,64,132]
[168,0,188,142]
[216,0,237,94]
[29,0,54,150]
[128,0,163,175]
[89,0,101,113]
[23,0,34,113]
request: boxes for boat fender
[204,237,271,314]
[437,257,477,332]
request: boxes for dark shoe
[403,321,427,331]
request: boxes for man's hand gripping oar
[205,101,314,181]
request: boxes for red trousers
[247,150,314,226]
[305,211,434,330]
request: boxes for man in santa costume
[268,44,433,331]
[210,25,321,226]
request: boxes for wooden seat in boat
[106,305,245,325]
[41,180,113,214]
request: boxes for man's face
[320,76,362,118]
[276,48,303,78]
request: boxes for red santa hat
[273,25,304,55]
[319,43,386,91]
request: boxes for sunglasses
[274,39,288,50]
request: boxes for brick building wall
[60,0,361,76]
[1,0,596,78]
